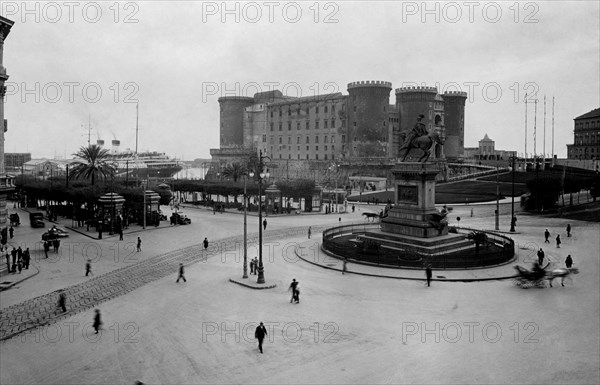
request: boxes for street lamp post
[242,175,248,279]
[510,155,516,232]
[249,150,270,284]
[495,164,499,231]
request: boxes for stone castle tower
[0,16,14,230]
[346,81,393,158]
[442,91,467,159]
[218,96,255,148]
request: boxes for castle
[209,81,467,177]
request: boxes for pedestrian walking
[537,248,545,265]
[118,226,123,241]
[17,246,22,262]
[253,257,258,275]
[203,237,209,251]
[338,217,341,223]
[308,226,311,239]
[85,259,92,276]
[137,237,142,252]
[176,263,186,283]
[250,258,255,274]
[57,291,67,313]
[556,234,561,248]
[565,255,573,268]
[425,265,432,287]
[255,322,267,353]
[289,279,298,303]
[43,241,50,258]
[352,204,355,213]
[52,239,59,253]
[10,247,16,265]
[93,309,102,334]
[23,248,30,269]
[8,226,13,239]
[544,229,550,243]
[5,251,10,273]
[294,283,300,303]
[566,224,571,237]
[342,258,348,275]
[263,218,267,230]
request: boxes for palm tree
[70,145,116,185]
[221,163,247,182]
[468,231,489,256]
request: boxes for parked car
[29,212,45,228]
[42,226,69,241]
[170,212,191,225]
[9,213,20,226]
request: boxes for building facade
[210,80,467,176]
[4,152,32,171]
[0,16,14,231]
[463,134,516,161]
[567,107,600,160]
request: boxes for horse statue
[398,129,444,162]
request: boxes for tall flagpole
[543,95,546,169]
[524,93,528,159]
[533,99,538,160]
[135,103,139,155]
[551,97,555,167]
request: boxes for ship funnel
[96,140,105,147]
[111,140,120,154]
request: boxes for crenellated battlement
[443,91,468,97]
[347,80,392,90]
[395,86,438,94]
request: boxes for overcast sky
[2,1,599,160]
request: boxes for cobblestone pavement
[0,226,324,341]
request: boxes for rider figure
[399,114,428,153]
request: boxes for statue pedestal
[381,162,447,238]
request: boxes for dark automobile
[42,226,69,241]
[29,212,45,228]
[9,213,20,226]
[170,212,191,225]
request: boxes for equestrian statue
[398,114,444,162]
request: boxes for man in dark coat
[289,279,298,303]
[565,255,573,268]
[263,219,267,230]
[556,234,561,248]
[85,259,92,276]
[43,241,50,258]
[10,247,17,265]
[176,263,186,283]
[425,265,432,287]
[203,237,209,251]
[9,226,13,239]
[255,322,267,353]
[566,224,571,237]
[57,292,67,313]
[137,237,142,252]
[93,309,102,334]
[537,248,545,265]
[544,229,550,243]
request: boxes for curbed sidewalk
[294,238,519,282]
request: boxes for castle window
[306,108,309,115]
[315,136,319,143]
[325,145,328,151]
[279,137,282,144]
[279,109,282,117]
[383,106,386,112]
[297,145,300,151]
[342,145,345,151]
[332,145,335,151]
[270,123,273,131]
[316,154,319,160]
[332,154,335,160]
[315,120,319,129]
[353,122,357,127]
[342,135,346,142]
[331,118,335,127]
[279,123,282,131]
[262,135,266,143]
[270,137,274,144]
[324,154,328,160]
[316,106,319,114]
[324,106,328,113]
[288,137,291,144]
[332,104,336,112]
[306,154,309,160]
[306,136,310,144]
[288,109,291,116]
[289,154,291,159]
[298,154,300,159]
[342,120,346,128]
[353,106,357,112]
[324,120,328,129]
[297,136,300,144]
[331,136,335,143]
[288,122,291,131]
[297,122,300,130]
[306,121,310,130]
[324,136,328,143]
[316,145,319,151]
[306,145,309,151]
[270,111,273,118]
[279,154,282,159]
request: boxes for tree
[468,231,488,256]
[221,163,247,182]
[69,145,116,186]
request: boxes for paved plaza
[0,202,598,384]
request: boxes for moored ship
[99,140,182,179]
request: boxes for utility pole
[551,97,555,167]
[543,95,546,169]
[524,93,528,159]
[135,103,139,154]
[495,164,499,231]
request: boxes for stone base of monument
[362,229,472,257]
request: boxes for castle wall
[442,92,467,160]
[346,81,392,158]
[218,96,254,148]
